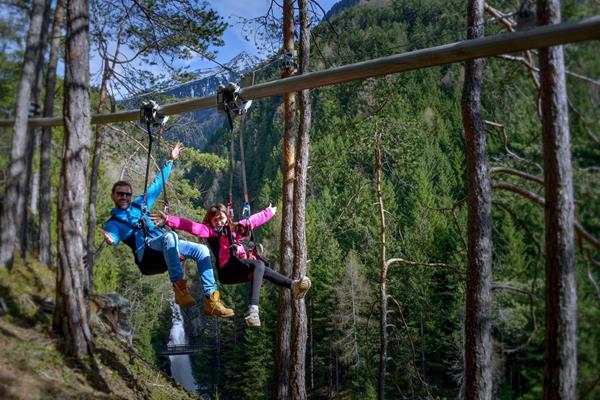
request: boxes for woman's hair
[203,203,228,224]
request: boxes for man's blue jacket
[103,161,173,263]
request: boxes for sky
[86,0,341,94]
[188,0,340,70]
[112,0,340,77]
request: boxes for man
[101,143,233,317]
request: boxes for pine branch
[484,120,543,172]
[491,282,538,354]
[492,181,600,256]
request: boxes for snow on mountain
[164,52,261,99]
[158,52,261,151]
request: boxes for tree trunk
[86,59,117,294]
[38,0,65,266]
[275,0,296,398]
[21,0,52,256]
[375,131,388,400]
[86,23,123,288]
[290,1,311,398]
[462,1,493,399]
[0,0,49,268]
[84,71,107,298]
[53,0,94,359]
[537,1,577,399]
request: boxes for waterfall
[168,302,198,393]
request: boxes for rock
[0,297,7,316]
[92,293,132,344]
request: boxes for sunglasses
[116,191,132,197]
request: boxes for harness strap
[238,113,251,219]
[226,108,235,220]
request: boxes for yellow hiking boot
[204,290,234,318]
[291,276,312,300]
[173,279,196,308]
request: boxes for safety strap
[238,112,250,219]
[218,82,259,256]
[139,100,170,236]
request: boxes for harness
[107,211,168,276]
[207,223,265,270]
[98,100,172,276]
[217,82,264,260]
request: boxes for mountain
[160,51,261,150]
[164,51,261,99]
[324,0,389,19]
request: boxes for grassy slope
[0,258,193,400]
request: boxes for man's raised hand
[169,142,183,161]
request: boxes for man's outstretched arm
[145,143,182,210]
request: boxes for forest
[0,0,599,399]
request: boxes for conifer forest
[0,0,599,399]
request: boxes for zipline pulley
[280,50,298,74]
[217,82,252,116]
[140,100,169,126]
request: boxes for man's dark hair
[112,181,132,194]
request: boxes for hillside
[0,0,598,399]
[0,258,194,400]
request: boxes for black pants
[217,257,292,306]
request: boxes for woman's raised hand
[267,203,277,215]
[150,210,168,226]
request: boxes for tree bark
[537,1,577,399]
[0,0,49,268]
[462,0,493,398]
[290,1,310,398]
[86,24,123,292]
[38,0,65,266]
[53,0,94,359]
[275,0,296,398]
[375,130,388,400]
[85,63,109,298]
[21,0,52,256]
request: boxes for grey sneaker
[244,306,261,327]
[291,276,312,300]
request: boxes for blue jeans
[145,231,217,296]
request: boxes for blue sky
[146,0,338,72]
[90,0,340,92]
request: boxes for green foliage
[187,1,600,398]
